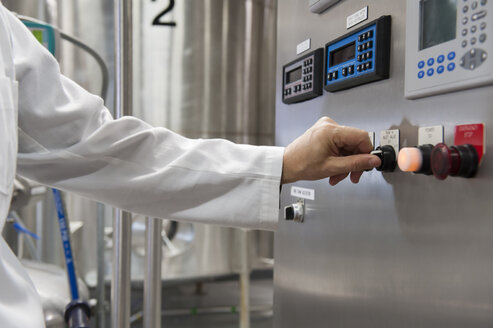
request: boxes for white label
[296,38,311,55]
[346,6,368,29]
[418,125,444,146]
[380,129,400,154]
[368,131,375,148]
[291,186,315,201]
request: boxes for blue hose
[52,189,79,301]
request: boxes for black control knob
[431,143,478,180]
[373,145,397,172]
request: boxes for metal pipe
[143,217,162,328]
[111,209,132,328]
[239,230,251,328]
[111,0,133,327]
[96,203,106,328]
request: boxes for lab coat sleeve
[7,10,284,231]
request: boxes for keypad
[326,25,377,86]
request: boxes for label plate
[291,186,315,200]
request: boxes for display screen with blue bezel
[324,15,391,92]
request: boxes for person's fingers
[325,154,381,177]
[350,171,364,184]
[329,173,348,186]
[332,125,374,154]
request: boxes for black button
[308,67,312,73]
[357,54,362,62]
[367,51,373,59]
[357,65,362,72]
[367,30,373,38]
[342,67,348,76]
[367,41,373,49]
[307,83,312,88]
[348,65,354,74]
[358,45,363,52]
[333,71,338,79]
[308,74,312,80]
[365,62,372,70]
[328,73,333,81]
[358,34,364,42]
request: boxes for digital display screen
[419,0,457,50]
[31,29,44,44]
[330,42,355,66]
[286,66,302,84]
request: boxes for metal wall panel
[274,1,493,327]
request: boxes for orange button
[398,147,423,172]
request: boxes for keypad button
[463,17,469,24]
[462,28,468,36]
[367,40,373,48]
[357,65,362,72]
[480,33,487,42]
[447,62,456,71]
[333,71,338,79]
[448,51,456,60]
[472,10,487,21]
[471,25,477,33]
[358,45,363,52]
[437,55,445,63]
[328,73,333,81]
[418,60,425,69]
[427,68,434,76]
[342,67,348,76]
[358,54,363,62]
[368,30,374,38]
[480,22,487,29]
[472,1,478,9]
[471,37,477,44]
[427,58,435,66]
[463,5,469,13]
[462,40,468,47]
[365,62,372,70]
[418,71,425,79]
[307,82,312,88]
[481,0,487,5]
[367,51,373,59]
[358,34,364,42]
[437,65,445,74]
[348,65,354,75]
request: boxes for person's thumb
[325,154,381,176]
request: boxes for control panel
[405,0,493,98]
[282,48,323,104]
[324,15,391,92]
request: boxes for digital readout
[286,66,302,84]
[330,42,356,66]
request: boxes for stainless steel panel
[274,1,493,327]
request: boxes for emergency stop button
[430,143,478,180]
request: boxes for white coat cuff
[257,146,284,231]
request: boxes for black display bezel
[324,15,392,92]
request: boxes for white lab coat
[0,3,283,327]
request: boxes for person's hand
[281,117,381,185]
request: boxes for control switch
[372,145,397,172]
[397,144,433,175]
[430,143,478,180]
[284,200,305,223]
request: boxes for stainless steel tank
[130,0,278,280]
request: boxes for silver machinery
[275,1,493,327]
